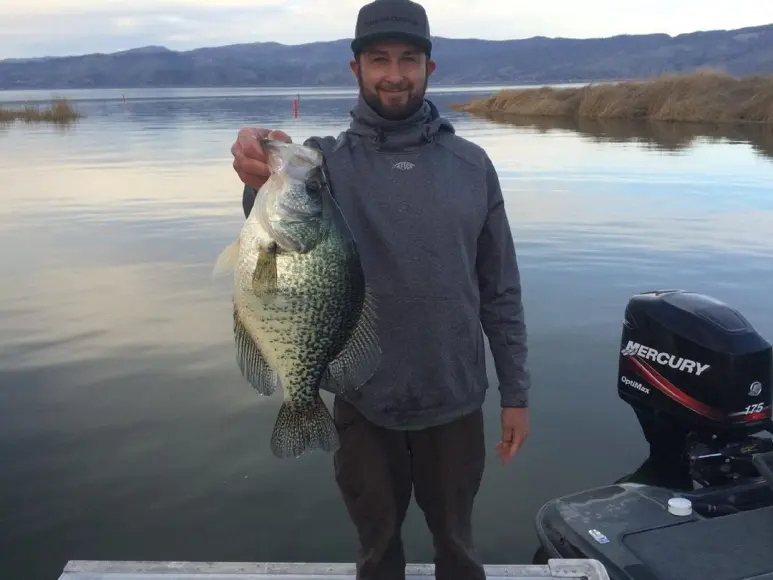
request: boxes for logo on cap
[363,15,420,28]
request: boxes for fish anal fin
[233,306,280,396]
[321,288,381,396]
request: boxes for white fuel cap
[668,497,692,516]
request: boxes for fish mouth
[257,138,325,254]
[261,138,323,168]
[262,137,291,150]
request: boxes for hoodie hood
[346,93,455,152]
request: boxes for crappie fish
[214,138,381,459]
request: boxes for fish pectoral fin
[212,239,240,278]
[321,288,382,395]
[252,247,278,292]
[233,306,280,396]
[270,396,339,459]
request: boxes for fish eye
[304,167,325,195]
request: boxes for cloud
[0,3,300,58]
[1,0,773,61]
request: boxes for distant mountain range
[2,24,773,90]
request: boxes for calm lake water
[1,85,773,580]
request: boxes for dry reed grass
[451,69,773,124]
[0,97,82,125]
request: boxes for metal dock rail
[57,559,610,579]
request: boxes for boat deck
[57,559,610,579]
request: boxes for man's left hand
[497,407,529,465]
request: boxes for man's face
[350,40,436,121]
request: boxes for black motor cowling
[617,289,773,486]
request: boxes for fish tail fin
[270,396,339,459]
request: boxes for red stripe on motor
[626,355,771,423]
[626,356,725,421]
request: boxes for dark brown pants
[332,397,487,580]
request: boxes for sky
[2,0,773,60]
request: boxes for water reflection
[475,112,773,162]
[2,89,773,580]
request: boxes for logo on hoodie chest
[392,161,415,171]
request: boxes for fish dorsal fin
[320,288,381,395]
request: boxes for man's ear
[350,58,359,77]
[427,58,436,76]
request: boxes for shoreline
[450,69,773,125]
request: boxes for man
[230,0,531,578]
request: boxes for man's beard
[357,73,428,121]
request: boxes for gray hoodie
[242,95,530,429]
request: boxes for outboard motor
[617,289,773,488]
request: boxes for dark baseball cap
[351,0,432,57]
